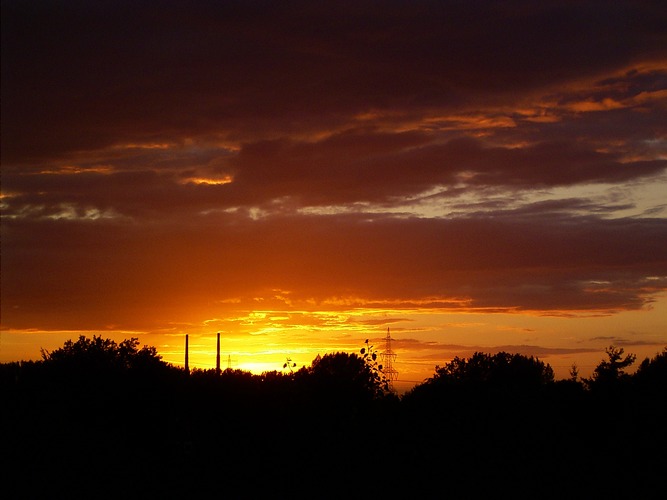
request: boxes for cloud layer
[2,0,667,336]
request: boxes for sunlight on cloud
[38,165,115,175]
[113,142,174,150]
[45,204,122,221]
[181,175,234,186]
[422,113,518,133]
[296,176,667,221]
[566,98,626,113]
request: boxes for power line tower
[225,354,238,371]
[380,327,398,389]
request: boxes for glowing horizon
[2,2,666,393]
[4,293,666,393]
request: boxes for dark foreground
[2,345,666,499]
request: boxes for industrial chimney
[216,332,221,375]
[185,334,190,374]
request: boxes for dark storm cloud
[3,0,666,163]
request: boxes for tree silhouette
[585,345,636,392]
[4,336,666,498]
[416,351,553,392]
[360,339,390,395]
[633,347,667,394]
[41,335,166,374]
[305,351,383,404]
[402,351,556,418]
[283,357,297,373]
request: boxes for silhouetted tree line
[2,336,665,499]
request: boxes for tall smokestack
[216,332,221,375]
[185,334,190,374]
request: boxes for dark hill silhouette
[2,337,665,498]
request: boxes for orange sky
[2,297,666,393]
[2,1,666,391]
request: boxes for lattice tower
[380,328,399,386]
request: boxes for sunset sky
[2,1,666,391]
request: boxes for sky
[2,0,666,392]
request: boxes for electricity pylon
[380,327,398,389]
